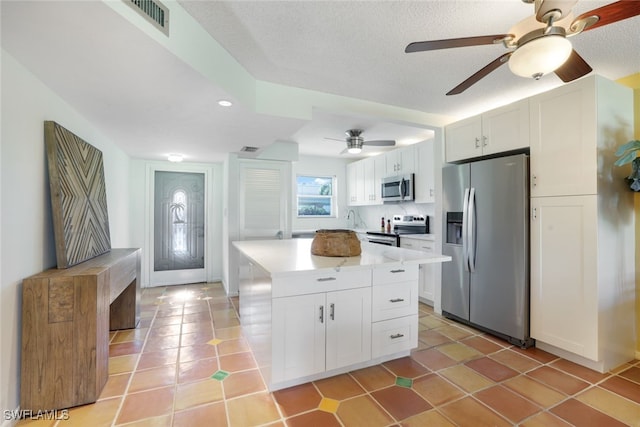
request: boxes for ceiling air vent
[240,146,259,153]
[126,0,169,36]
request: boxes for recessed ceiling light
[167,153,184,162]
[218,100,233,107]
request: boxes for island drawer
[373,265,418,286]
[372,282,417,322]
[272,269,371,298]
[371,314,418,358]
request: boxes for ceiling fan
[405,0,640,95]
[325,129,396,154]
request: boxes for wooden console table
[20,248,141,411]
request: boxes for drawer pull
[317,277,336,282]
[390,333,405,339]
[389,298,405,303]
[390,269,405,274]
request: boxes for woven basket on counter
[311,229,361,257]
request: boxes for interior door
[239,160,290,240]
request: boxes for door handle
[468,187,476,273]
[330,303,335,321]
[462,188,470,272]
[276,230,283,239]
[319,305,324,323]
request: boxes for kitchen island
[233,238,451,391]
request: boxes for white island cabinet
[233,239,450,391]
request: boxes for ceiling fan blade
[446,52,511,96]
[324,137,346,142]
[554,49,592,82]
[363,140,396,147]
[405,35,510,53]
[572,0,640,32]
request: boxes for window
[296,175,336,217]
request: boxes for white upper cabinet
[346,161,358,206]
[445,99,530,163]
[386,145,416,175]
[445,115,482,162]
[414,140,435,203]
[529,77,597,197]
[347,143,423,206]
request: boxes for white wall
[0,50,132,421]
[292,155,352,232]
[129,159,224,287]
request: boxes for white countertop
[233,238,451,278]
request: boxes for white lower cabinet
[530,194,635,372]
[271,286,371,383]
[530,195,598,360]
[371,265,419,358]
[269,264,420,387]
[372,314,419,358]
[400,238,437,303]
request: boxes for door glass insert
[154,171,205,271]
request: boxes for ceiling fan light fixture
[508,32,572,79]
[347,146,362,154]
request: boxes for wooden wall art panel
[45,121,111,268]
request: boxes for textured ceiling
[2,1,639,162]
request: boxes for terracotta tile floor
[18,282,640,427]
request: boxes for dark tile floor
[18,282,640,426]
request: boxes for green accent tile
[211,370,229,381]
[396,377,413,388]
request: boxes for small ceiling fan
[325,129,396,154]
[405,0,640,95]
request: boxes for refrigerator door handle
[462,188,470,271]
[468,187,477,272]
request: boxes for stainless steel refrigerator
[442,153,533,348]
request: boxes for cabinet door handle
[475,137,480,148]
[390,269,405,273]
[389,298,405,303]
[532,175,537,187]
[317,277,336,282]
[330,303,335,320]
[390,333,404,339]
[482,135,488,147]
[319,305,324,323]
[430,188,434,197]
[532,207,537,220]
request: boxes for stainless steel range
[366,215,429,247]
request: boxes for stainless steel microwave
[381,174,414,202]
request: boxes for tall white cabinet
[529,75,635,372]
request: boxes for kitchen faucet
[347,209,356,229]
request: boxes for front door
[149,168,207,286]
